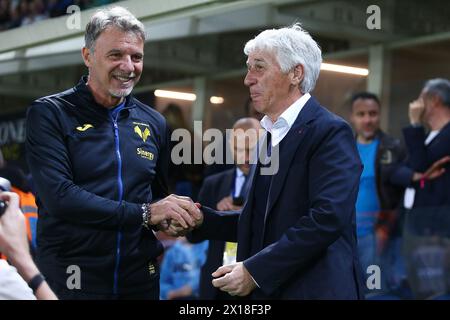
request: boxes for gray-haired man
[404,78,450,208]
[26,7,201,299]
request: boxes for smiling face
[244,50,302,120]
[82,26,144,107]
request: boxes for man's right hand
[148,194,202,231]
[158,202,204,237]
[409,98,425,126]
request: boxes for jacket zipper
[111,111,124,295]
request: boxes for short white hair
[244,23,322,93]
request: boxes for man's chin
[109,87,134,98]
[362,131,376,140]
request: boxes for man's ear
[81,47,92,68]
[290,64,304,86]
[430,94,441,108]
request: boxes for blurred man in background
[404,78,450,209]
[402,78,450,299]
[159,236,207,300]
[350,92,407,291]
[188,117,261,299]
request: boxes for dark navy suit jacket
[188,168,236,299]
[403,123,450,208]
[191,97,364,299]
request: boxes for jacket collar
[74,76,137,113]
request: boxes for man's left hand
[423,155,450,180]
[160,219,191,237]
[211,262,256,297]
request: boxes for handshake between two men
[145,194,204,237]
[144,194,257,297]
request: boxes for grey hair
[85,6,145,51]
[423,78,450,108]
[244,23,322,93]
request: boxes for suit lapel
[236,133,268,259]
[237,97,321,258]
[245,132,269,203]
[264,97,320,223]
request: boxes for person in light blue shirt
[160,237,208,300]
[356,138,380,277]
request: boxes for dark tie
[239,174,250,199]
[266,131,272,158]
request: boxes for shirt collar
[260,93,311,134]
[235,167,245,178]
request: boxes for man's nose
[120,56,134,72]
[244,72,255,87]
[363,115,372,123]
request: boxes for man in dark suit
[404,78,450,209]
[189,118,261,299]
[185,23,365,299]
[400,79,450,298]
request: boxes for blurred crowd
[0,0,117,30]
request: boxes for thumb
[212,264,234,278]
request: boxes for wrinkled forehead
[95,26,144,47]
[246,49,277,65]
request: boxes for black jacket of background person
[187,168,236,299]
[364,130,409,236]
[373,130,408,210]
[25,76,169,296]
[402,122,450,208]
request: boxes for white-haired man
[188,23,365,299]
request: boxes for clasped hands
[146,194,203,237]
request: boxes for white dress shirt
[260,93,311,147]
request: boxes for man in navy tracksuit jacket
[25,7,200,299]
